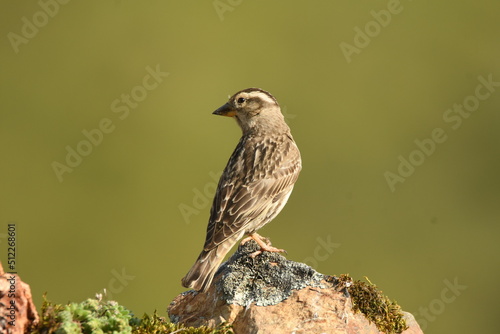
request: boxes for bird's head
[213,88,287,135]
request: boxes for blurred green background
[1,1,499,333]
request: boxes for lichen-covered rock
[169,240,423,334]
[0,262,39,334]
[218,240,328,307]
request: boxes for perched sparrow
[181,88,302,292]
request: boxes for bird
[181,88,302,292]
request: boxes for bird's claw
[242,233,286,257]
[249,246,287,258]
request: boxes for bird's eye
[237,97,246,104]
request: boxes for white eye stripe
[243,92,277,105]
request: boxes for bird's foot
[241,233,286,258]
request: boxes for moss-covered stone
[218,238,327,307]
[338,274,409,334]
[133,311,233,334]
[31,294,232,334]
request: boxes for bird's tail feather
[181,235,240,292]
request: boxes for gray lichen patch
[215,239,331,306]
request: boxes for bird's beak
[213,103,237,117]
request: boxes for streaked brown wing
[203,134,301,251]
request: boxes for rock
[169,240,423,334]
[0,262,39,334]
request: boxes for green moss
[33,277,407,334]
[133,311,232,334]
[32,294,232,334]
[32,294,65,334]
[338,275,408,334]
[33,294,135,334]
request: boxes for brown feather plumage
[181,88,301,292]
